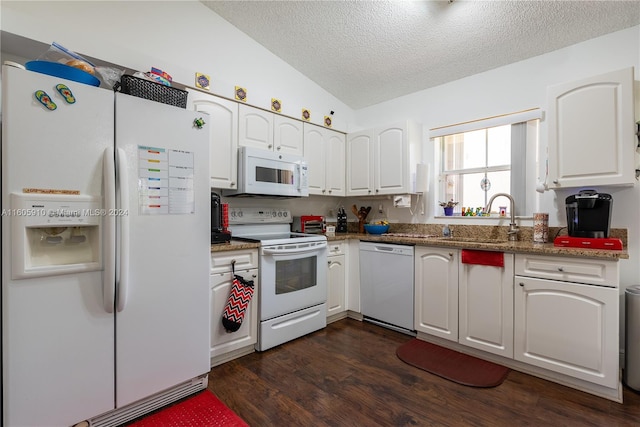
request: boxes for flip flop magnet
[55,84,76,104]
[35,90,57,110]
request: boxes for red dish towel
[461,249,504,267]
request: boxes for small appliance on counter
[211,191,231,244]
[336,207,348,233]
[565,189,612,238]
[292,215,325,234]
[554,189,622,250]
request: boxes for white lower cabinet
[414,247,459,341]
[514,254,619,389]
[210,249,259,367]
[459,254,514,358]
[327,242,347,321]
[415,247,513,358]
[415,249,620,398]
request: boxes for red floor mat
[397,339,510,388]
[127,391,248,426]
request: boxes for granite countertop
[211,225,628,260]
[326,233,628,260]
[210,240,260,253]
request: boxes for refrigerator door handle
[116,147,130,312]
[103,147,116,313]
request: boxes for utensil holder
[533,213,549,243]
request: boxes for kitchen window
[431,109,542,217]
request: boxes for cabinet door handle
[519,282,524,287]
[276,146,281,150]
[553,179,559,184]
[558,267,564,272]
[268,144,273,149]
[449,252,453,258]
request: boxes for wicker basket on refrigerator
[115,75,187,108]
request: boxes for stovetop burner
[227,207,326,246]
[233,232,323,243]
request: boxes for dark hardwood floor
[208,318,640,426]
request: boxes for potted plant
[439,200,458,216]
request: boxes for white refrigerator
[1,65,211,427]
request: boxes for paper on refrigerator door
[138,146,195,215]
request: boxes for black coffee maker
[565,189,612,238]
[211,191,231,244]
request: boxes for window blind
[429,108,543,138]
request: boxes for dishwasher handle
[359,242,414,256]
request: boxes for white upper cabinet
[303,123,346,196]
[188,90,239,190]
[303,124,326,194]
[274,114,304,156]
[347,120,422,196]
[325,129,346,196]
[238,104,274,151]
[239,104,303,155]
[346,130,375,196]
[376,123,409,194]
[547,67,636,188]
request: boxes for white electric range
[228,207,327,351]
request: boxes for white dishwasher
[359,242,415,334]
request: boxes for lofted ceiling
[201,0,640,110]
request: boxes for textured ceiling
[202,0,640,110]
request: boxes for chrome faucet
[485,193,519,241]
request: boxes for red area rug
[397,339,510,388]
[127,391,248,426]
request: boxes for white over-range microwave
[223,146,309,198]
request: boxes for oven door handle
[262,241,327,255]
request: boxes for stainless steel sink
[434,237,509,245]
[386,233,510,245]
